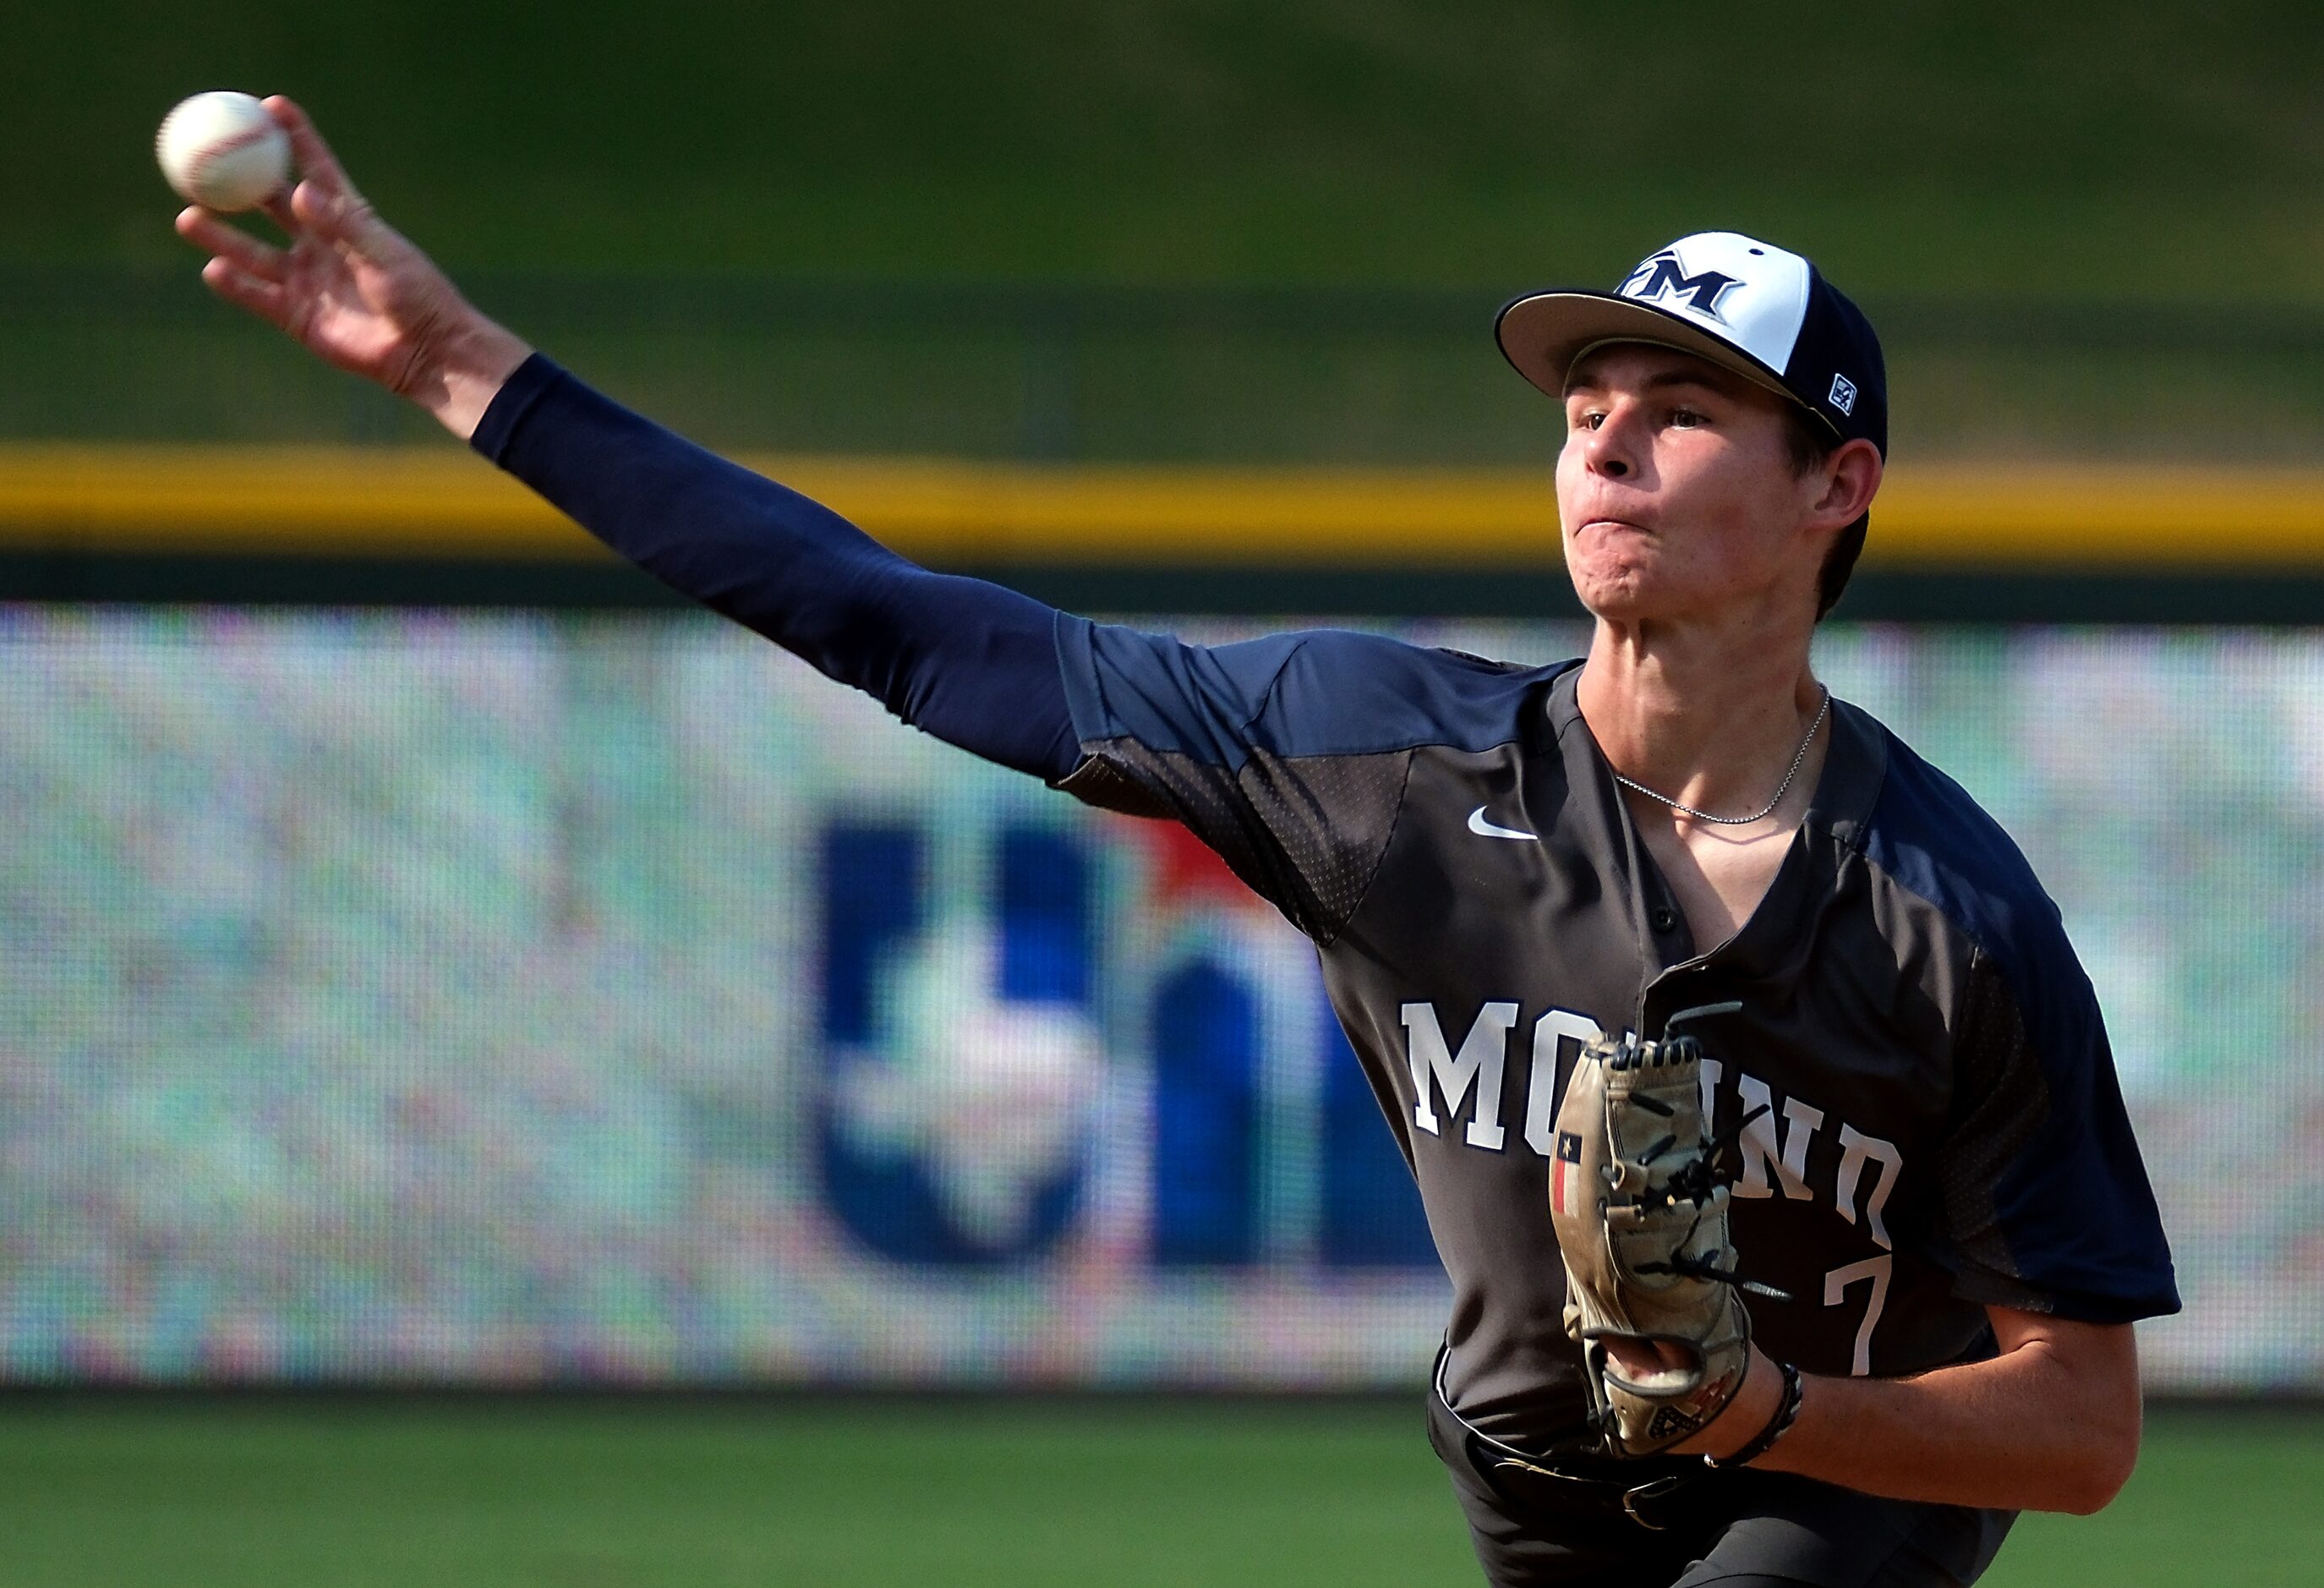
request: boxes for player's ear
[1808,439,1882,533]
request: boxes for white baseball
[156,91,292,212]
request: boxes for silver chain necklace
[1609,687,1831,827]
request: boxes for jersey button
[1650,906,1678,934]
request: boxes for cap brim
[1494,289,1798,409]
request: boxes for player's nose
[1575,403,1641,481]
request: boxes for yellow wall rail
[1,446,2321,569]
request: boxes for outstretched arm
[175,96,1080,781]
[471,356,1080,778]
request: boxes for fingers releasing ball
[156,91,290,213]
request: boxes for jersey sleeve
[1051,618,1429,942]
[1931,944,2181,1324]
[472,354,1080,782]
[1867,742,2180,1325]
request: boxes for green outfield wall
[22,5,2324,484]
[21,3,2324,299]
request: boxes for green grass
[20,3,2324,459]
[0,1399,2310,1586]
[16,1,2324,299]
[1989,1411,2324,1588]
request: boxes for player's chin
[1567,544,1737,626]
[1565,531,1663,594]
[1567,561,1664,623]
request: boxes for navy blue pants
[1426,1388,2015,1586]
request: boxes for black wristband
[1702,1361,1805,1470]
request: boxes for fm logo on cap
[1829,374,1859,415]
[1620,249,1742,321]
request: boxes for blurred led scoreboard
[1,609,2317,1392]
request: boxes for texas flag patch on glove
[1551,1130,1584,1216]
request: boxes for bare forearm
[402,306,532,441]
[1752,1332,2141,1513]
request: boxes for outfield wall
[8,446,2324,624]
[1,609,2316,1393]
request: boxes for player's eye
[1669,407,1708,429]
[1572,410,1607,431]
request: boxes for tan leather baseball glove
[1548,1012,1782,1457]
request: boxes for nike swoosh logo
[1467,806,1538,842]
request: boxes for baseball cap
[1496,232,1887,457]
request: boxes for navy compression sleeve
[471,354,1081,782]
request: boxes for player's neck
[1574,610,1822,820]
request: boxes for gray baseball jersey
[1053,620,2180,1448]
[469,359,2181,1452]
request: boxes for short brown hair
[1782,406,1867,621]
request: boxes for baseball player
[179,98,2179,1586]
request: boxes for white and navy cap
[1496,231,1887,456]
